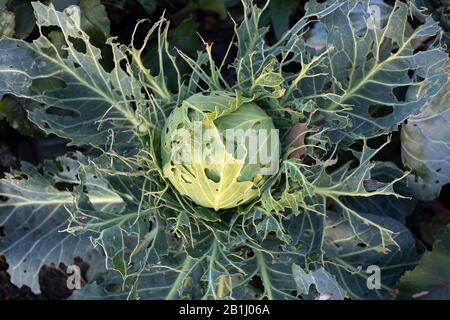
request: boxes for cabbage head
[161,91,280,211]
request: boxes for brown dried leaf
[285,123,308,159]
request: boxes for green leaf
[324,212,421,299]
[303,0,448,139]
[50,0,111,46]
[249,241,301,300]
[0,8,15,37]
[181,0,227,20]
[62,154,211,300]
[137,0,157,14]
[397,224,450,300]
[412,0,450,51]
[71,254,202,300]
[401,75,450,200]
[0,154,105,293]
[235,0,448,140]
[0,96,43,137]
[0,2,141,151]
[12,3,35,39]
[170,18,201,56]
[342,162,416,223]
[72,227,250,300]
[79,0,111,37]
[267,0,292,40]
[292,265,346,300]
[51,0,110,36]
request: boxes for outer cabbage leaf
[396,224,450,300]
[342,162,417,223]
[401,75,450,200]
[304,0,448,139]
[0,2,142,151]
[292,265,346,300]
[234,0,448,140]
[324,212,421,299]
[0,154,107,293]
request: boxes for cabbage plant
[0,0,448,300]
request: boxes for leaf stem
[165,255,195,300]
[256,251,273,300]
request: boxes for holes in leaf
[129,100,137,112]
[252,121,261,131]
[282,57,301,74]
[368,105,393,118]
[246,249,254,258]
[68,37,86,54]
[323,81,332,92]
[105,283,121,292]
[357,242,368,248]
[366,52,374,62]
[180,174,192,184]
[45,106,80,118]
[119,59,128,73]
[187,108,199,122]
[391,42,399,55]
[0,226,5,238]
[249,275,264,292]
[54,182,78,192]
[393,85,408,102]
[204,168,220,183]
[344,62,352,72]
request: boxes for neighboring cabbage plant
[0,0,448,300]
